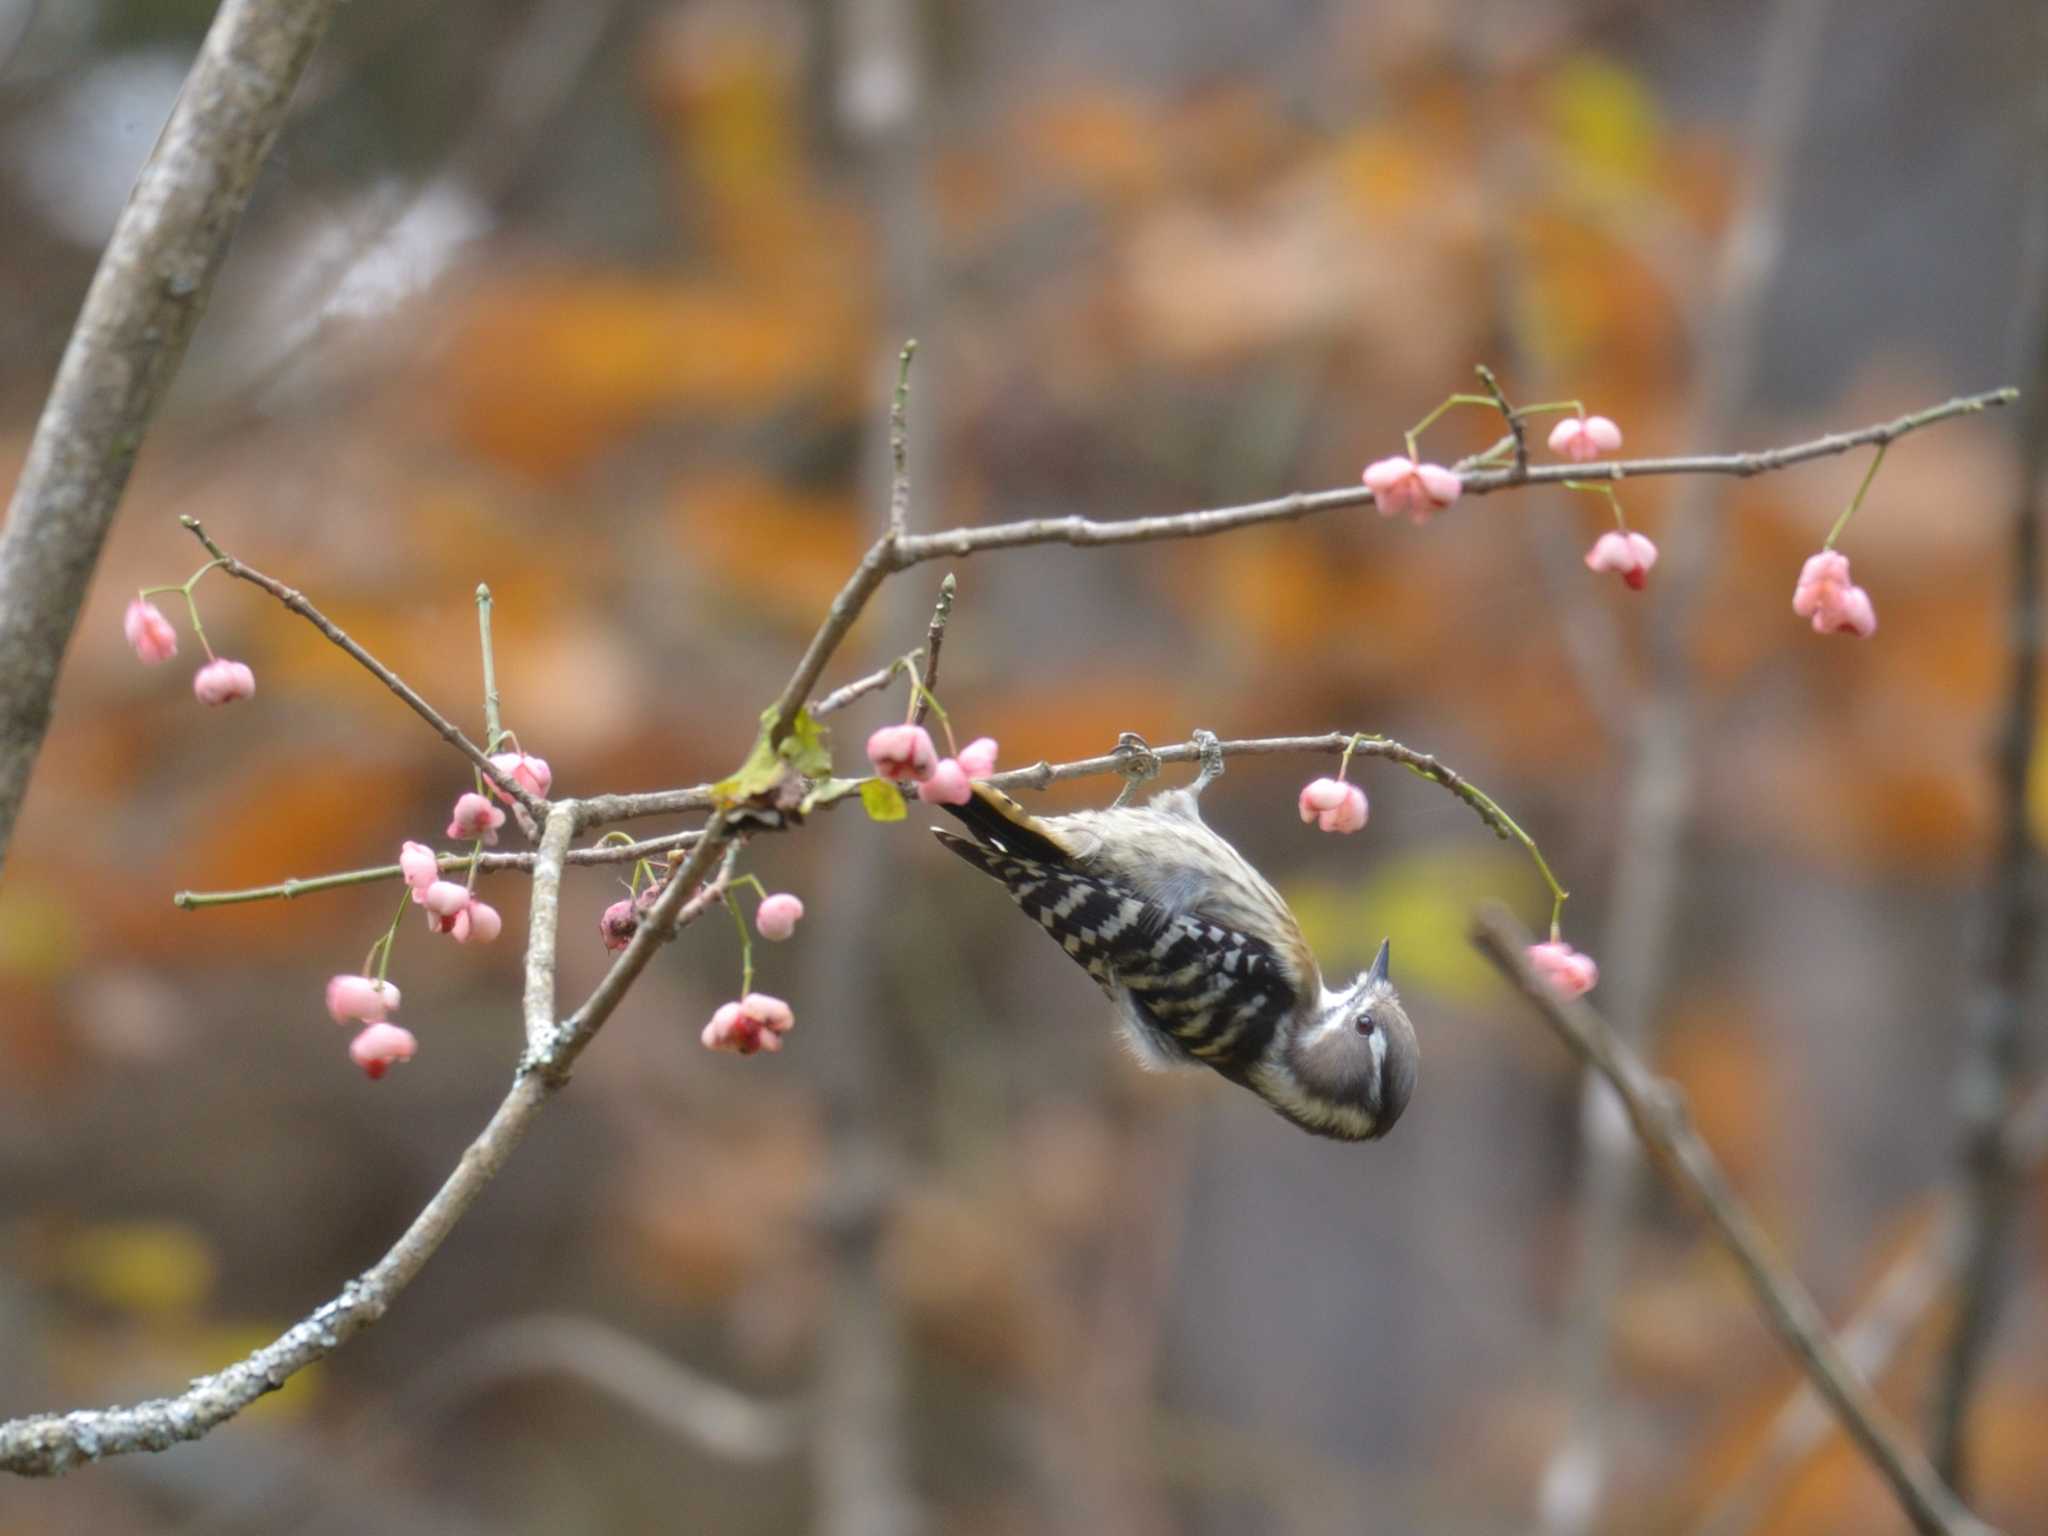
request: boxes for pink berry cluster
[324,975,415,1080]
[594,863,806,1058]
[402,840,502,943]
[866,725,999,806]
[695,893,804,1053]
[123,598,256,706]
[317,758,549,1081]
[1363,392,1884,636]
[1542,411,1660,592]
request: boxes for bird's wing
[933,829,1299,1076]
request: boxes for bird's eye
[1354,1014,1376,1037]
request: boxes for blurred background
[1,0,2044,1531]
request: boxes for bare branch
[521,804,576,1055]
[0,795,748,1476]
[1927,12,2048,1483]
[814,656,915,719]
[1472,906,1999,1536]
[761,537,902,747]
[397,1313,803,1462]
[908,573,956,730]
[537,813,736,1076]
[172,830,703,909]
[0,1069,554,1477]
[889,389,2013,565]
[887,340,918,540]
[0,0,344,872]
[1688,1085,2048,1536]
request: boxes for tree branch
[0,796,748,1476]
[1927,11,2048,1484]
[1688,1083,2048,1536]
[887,389,2013,564]
[172,830,702,908]
[1471,906,1999,1536]
[0,0,344,874]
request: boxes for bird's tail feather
[935,782,1072,864]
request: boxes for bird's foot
[1189,729,1225,796]
[1110,732,1160,807]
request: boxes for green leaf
[800,777,865,814]
[860,779,907,822]
[711,728,783,806]
[712,707,835,806]
[778,707,834,779]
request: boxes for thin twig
[1928,17,2048,1483]
[395,1313,803,1461]
[477,584,503,751]
[888,389,2014,564]
[171,831,702,908]
[762,537,902,747]
[754,389,2013,756]
[814,655,916,718]
[0,0,344,874]
[1474,363,1530,479]
[991,731,1522,844]
[176,729,1595,926]
[908,573,956,730]
[887,339,918,540]
[179,518,540,818]
[1471,906,2000,1536]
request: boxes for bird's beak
[1369,937,1391,986]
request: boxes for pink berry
[452,898,502,944]
[1548,414,1624,462]
[917,758,974,806]
[702,992,797,1055]
[956,737,999,778]
[1527,941,1599,998]
[447,792,506,844]
[1297,776,1368,834]
[350,1022,418,1080]
[192,657,256,706]
[600,898,638,952]
[866,723,939,784]
[487,751,552,801]
[1363,456,1463,524]
[1791,550,1876,637]
[399,841,438,902]
[326,974,400,1025]
[755,892,805,941]
[123,599,178,664]
[1585,530,1658,590]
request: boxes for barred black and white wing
[933,829,1301,1080]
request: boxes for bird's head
[1277,938,1418,1141]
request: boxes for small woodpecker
[934,733,1416,1142]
